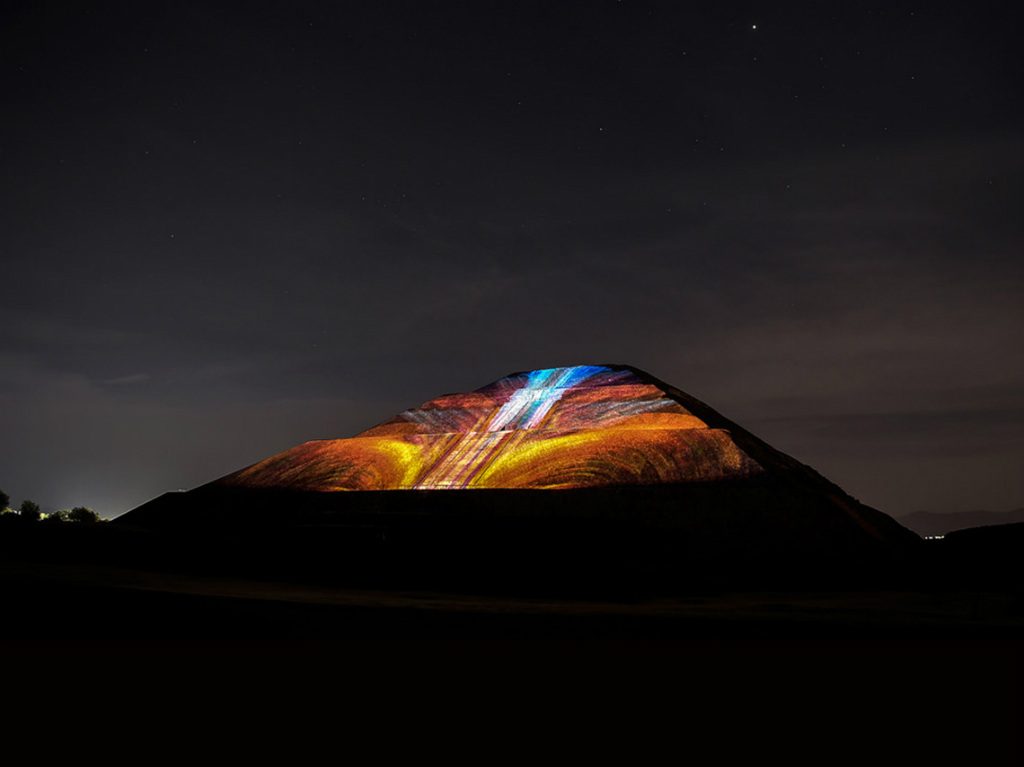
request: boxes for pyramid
[219,364,764,492]
[120,364,918,581]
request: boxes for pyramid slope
[218,365,763,492]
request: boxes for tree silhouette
[19,500,41,522]
[0,488,9,511]
[68,506,100,524]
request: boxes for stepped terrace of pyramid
[219,365,763,492]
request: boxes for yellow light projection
[221,365,762,491]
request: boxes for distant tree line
[0,488,101,524]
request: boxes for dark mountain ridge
[900,508,1024,537]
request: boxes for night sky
[1,2,1021,518]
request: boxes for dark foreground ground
[1,521,1021,764]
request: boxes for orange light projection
[221,365,762,491]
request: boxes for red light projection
[221,365,762,491]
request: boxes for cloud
[101,373,151,386]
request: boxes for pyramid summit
[219,364,763,492]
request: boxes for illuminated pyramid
[122,363,918,574]
[218,365,764,492]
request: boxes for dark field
[3,556,1024,640]
[1,519,1022,764]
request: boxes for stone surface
[219,365,762,491]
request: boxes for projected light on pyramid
[221,365,762,492]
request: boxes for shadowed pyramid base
[119,478,920,591]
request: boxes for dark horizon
[1,1,1022,518]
